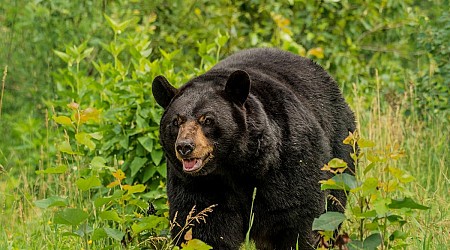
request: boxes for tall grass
[351,72,449,249]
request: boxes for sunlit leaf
[76,175,101,191]
[312,212,346,231]
[53,115,72,126]
[123,184,146,194]
[181,239,213,250]
[308,47,324,59]
[358,138,376,148]
[75,132,96,150]
[36,165,68,175]
[388,197,430,210]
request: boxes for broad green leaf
[89,132,103,140]
[321,173,356,191]
[76,175,101,191]
[363,233,382,249]
[75,132,96,150]
[124,184,146,195]
[92,228,107,240]
[387,166,415,183]
[142,166,157,183]
[104,227,124,241]
[156,164,167,178]
[131,216,168,234]
[373,197,391,216]
[390,230,408,241]
[53,208,88,226]
[388,197,430,210]
[58,141,77,155]
[138,136,153,152]
[53,115,72,126]
[358,138,376,148]
[34,196,68,209]
[36,165,68,174]
[130,157,147,177]
[312,212,346,231]
[327,158,348,169]
[181,239,213,250]
[94,196,114,208]
[53,50,71,63]
[99,210,122,223]
[363,162,376,175]
[91,156,107,171]
[362,177,378,196]
[151,149,163,166]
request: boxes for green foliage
[315,131,430,249]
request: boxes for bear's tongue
[182,158,202,172]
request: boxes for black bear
[152,48,355,249]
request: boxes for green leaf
[104,227,124,241]
[53,208,88,226]
[328,158,348,168]
[388,197,430,210]
[34,196,68,209]
[99,210,123,223]
[363,162,376,175]
[75,132,96,150]
[156,164,167,178]
[130,157,147,177]
[358,138,376,148]
[142,166,157,183]
[53,115,72,126]
[76,175,101,191]
[125,184,146,195]
[36,165,68,174]
[94,196,114,208]
[131,216,169,234]
[373,197,391,216]
[363,233,382,249]
[151,149,163,165]
[92,228,107,240]
[59,141,77,155]
[362,177,378,196]
[91,156,107,171]
[138,136,154,152]
[53,50,71,63]
[181,239,213,250]
[321,173,356,191]
[312,212,346,231]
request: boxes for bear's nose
[176,140,195,156]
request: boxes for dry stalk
[171,204,217,246]
[0,65,8,119]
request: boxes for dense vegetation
[0,0,448,249]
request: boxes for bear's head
[152,70,250,176]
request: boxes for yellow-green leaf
[53,115,72,126]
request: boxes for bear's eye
[203,117,214,126]
[172,118,179,127]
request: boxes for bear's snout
[176,139,195,157]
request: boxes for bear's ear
[225,70,250,106]
[152,75,178,109]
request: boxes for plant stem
[0,65,8,120]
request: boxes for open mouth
[182,153,212,173]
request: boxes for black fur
[152,48,356,249]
